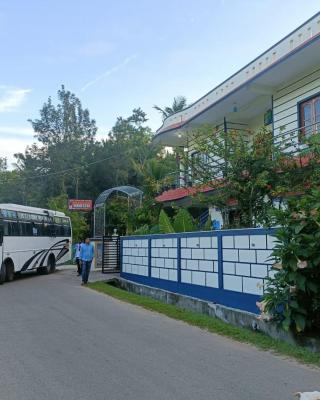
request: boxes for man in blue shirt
[80,237,94,285]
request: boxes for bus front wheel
[0,262,6,284]
[5,261,14,282]
[0,260,14,283]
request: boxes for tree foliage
[159,210,175,234]
[154,96,187,121]
[261,190,320,334]
[47,193,89,242]
[173,208,196,232]
[1,85,176,238]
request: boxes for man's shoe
[81,282,85,286]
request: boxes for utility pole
[75,175,79,199]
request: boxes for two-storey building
[153,12,320,226]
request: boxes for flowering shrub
[262,190,320,334]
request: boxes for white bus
[0,204,72,283]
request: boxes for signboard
[68,199,93,212]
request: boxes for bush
[262,189,320,334]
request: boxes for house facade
[153,12,320,225]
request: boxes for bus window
[20,222,32,236]
[32,223,38,236]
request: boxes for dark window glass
[300,95,320,138]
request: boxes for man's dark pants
[76,257,81,275]
[82,260,92,284]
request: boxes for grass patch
[87,281,320,367]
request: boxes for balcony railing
[274,122,320,155]
[157,123,320,196]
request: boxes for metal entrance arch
[93,185,143,238]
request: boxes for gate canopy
[95,186,143,207]
[94,186,143,237]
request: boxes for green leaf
[159,210,175,234]
[294,314,306,333]
[306,281,318,293]
[282,317,291,331]
[173,209,196,233]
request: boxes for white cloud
[0,86,31,112]
[0,138,32,169]
[81,54,137,92]
[0,126,34,168]
[0,125,33,136]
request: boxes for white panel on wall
[181,270,192,283]
[151,248,158,257]
[234,235,249,249]
[222,236,234,248]
[159,248,169,258]
[156,258,165,268]
[211,236,218,249]
[181,238,187,247]
[162,238,173,248]
[168,270,178,281]
[267,235,277,249]
[224,275,242,292]
[238,250,256,263]
[251,264,268,278]
[192,249,204,260]
[206,273,218,288]
[139,266,148,276]
[181,259,187,269]
[181,248,191,259]
[165,258,174,268]
[198,260,214,272]
[199,236,211,248]
[256,250,273,264]
[187,237,200,248]
[250,235,266,249]
[187,259,199,270]
[242,277,264,295]
[160,268,169,280]
[192,271,206,286]
[223,249,238,262]
[168,248,177,258]
[235,263,251,276]
[151,268,160,278]
[204,248,218,260]
[223,262,235,275]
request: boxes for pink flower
[257,312,273,322]
[256,300,268,313]
[297,260,308,269]
[272,262,283,270]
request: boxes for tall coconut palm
[154,96,187,121]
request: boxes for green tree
[154,96,187,121]
[47,193,89,242]
[15,85,98,205]
[262,189,320,333]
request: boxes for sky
[0,0,320,167]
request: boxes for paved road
[0,270,319,400]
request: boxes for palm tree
[154,96,187,121]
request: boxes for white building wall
[273,66,320,151]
